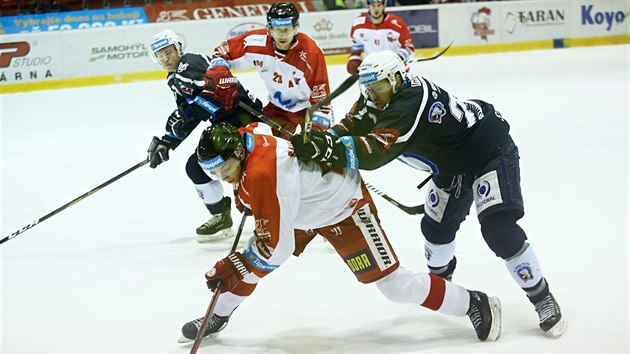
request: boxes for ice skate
[535,293,567,337]
[466,290,501,341]
[178,314,230,343]
[196,198,234,242]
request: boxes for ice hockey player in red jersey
[207,2,333,136]
[290,50,567,337]
[346,0,415,74]
[146,29,262,242]
[179,121,502,343]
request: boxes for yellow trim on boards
[1,34,628,94]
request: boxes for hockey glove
[346,57,362,74]
[166,109,187,138]
[206,66,239,111]
[206,252,251,293]
[290,130,343,163]
[147,136,173,169]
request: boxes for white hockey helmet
[358,50,405,93]
[150,29,184,62]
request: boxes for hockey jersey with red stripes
[211,29,331,116]
[235,123,363,278]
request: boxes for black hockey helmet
[266,2,299,28]
[197,122,243,170]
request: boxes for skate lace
[203,213,226,228]
[468,304,482,329]
[192,315,227,333]
[535,295,557,323]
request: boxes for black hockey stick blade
[1,159,149,245]
[364,182,425,215]
[408,41,453,64]
[188,211,250,354]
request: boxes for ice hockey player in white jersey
[178,122,502,343]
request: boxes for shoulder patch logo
[428,102,446,124]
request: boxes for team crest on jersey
[311,83,327,99]
[387,32,395,42]
[428,102,446,124]
[253,60,264,68]
[254,218,271,240]
[177,62,188,73]
[515,263,534,282]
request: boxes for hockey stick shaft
[364,182,425,215]
[1,159,149,245]
[237,100,294,137]
[304,74,359,143]
[190,211,250,354]
[408,41,452,64]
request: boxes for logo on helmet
[359,72,378,84]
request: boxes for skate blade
[177,332,220,344]
[544,317,567,337]
[196,229,235,243]
[486,296,502,342]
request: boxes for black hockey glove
[147,136,175,168]
[290,130,343,163]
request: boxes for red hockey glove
[205,252,251,293]
[206,66,239,111]
[346,58,362,74]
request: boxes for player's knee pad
[186,153,213,184]
[421,216,457,245]
[480,211,527,259]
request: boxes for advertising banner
[300,9,361,55]
[576,2,628,36]
[395,8,439,49]
[0,8,148,34]
[144,0,315,22]
[0,34,64,84]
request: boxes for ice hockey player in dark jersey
[290,50,567,337]
[146,29,262,242]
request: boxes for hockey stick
[237,100,428,216]
[364,182,425,215]
[0,159,149,245]
[303,74,360,142]
[237,100,294,137]
[407,41,452,64]
[189,210,250,354]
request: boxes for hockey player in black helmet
[179,120,502,343]
[146,29,263,243]
[266,2,300,50]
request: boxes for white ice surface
[1,45,628,353]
